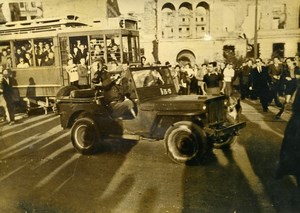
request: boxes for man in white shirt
[223,63,235,96]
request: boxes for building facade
[0,1,43,22]
[1,0,299,65]
[0,0,120,24]
[139,0,300,65]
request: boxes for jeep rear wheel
[164,121,206,164]
[71,117,100,155]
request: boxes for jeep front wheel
[71,117,100,155]
[213,115,238,149]
[213,135,237,149]
[164,121,206,164]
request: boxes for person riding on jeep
[92,64,136,119]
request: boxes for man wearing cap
[0,68,15,125]
[93,63,136,119]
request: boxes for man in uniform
[93,62,136,119]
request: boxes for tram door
[59,35,91,85]
[59,37,69,86]
[122,34,140,64]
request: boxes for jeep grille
[206,100,226,124]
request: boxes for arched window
[195,2,210,38]
[161,3,176,38]
[177,49,196,65]
[178,2,193,38]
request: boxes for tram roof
[0,15,88,35]
[0,15,139,40]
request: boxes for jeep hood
[139,95,225,111]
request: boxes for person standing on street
[276,86,300,190]
[275,60,300,119]
[239,59,253,99]
[0,68,15,125]
[195,63,207,95]
[201,62,225,96]
[223,63,235,96]
[249,58,271,112]
[268,57,283,107]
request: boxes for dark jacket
[1,77,14,101]
[277,87,300,177]
[239,65,252,84]
[249,66,271,91]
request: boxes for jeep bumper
[204,121,246,137]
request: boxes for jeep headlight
[224,99,228,106]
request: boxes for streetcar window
[122,36,129,63]
[0,42,12,69]
[131,36,138,62]
[90,35,105,63]
[69,36,89,65]
[14,40,33,68]
[106,35,121,64]
[34,38,55,66]
[122,35,139,63]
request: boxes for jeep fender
[150,113,205,139]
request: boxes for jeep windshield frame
[129,66,177,102]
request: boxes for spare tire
[56,85,78,98]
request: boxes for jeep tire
[56,85,78,98]
[71,117,100,155]
[164,121,206,164]
[213,114,237,149]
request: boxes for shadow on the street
[182,99,300,213]
[0,113,139,213]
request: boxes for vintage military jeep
[56,66,246,164]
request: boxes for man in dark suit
[239,59,253,99]
[268,57,283,107]
[0,69,15,125]
[249,58,271,112]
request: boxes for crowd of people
[1,50,300,188]
[164,56,300,119]
[15,40,55,67]
[0,40,56,69]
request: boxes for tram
[0,15,140,113]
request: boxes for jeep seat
[70,89,96,98]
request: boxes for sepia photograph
[0,0,300,212]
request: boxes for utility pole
[152,0,159,63]
[253,0,258,59]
